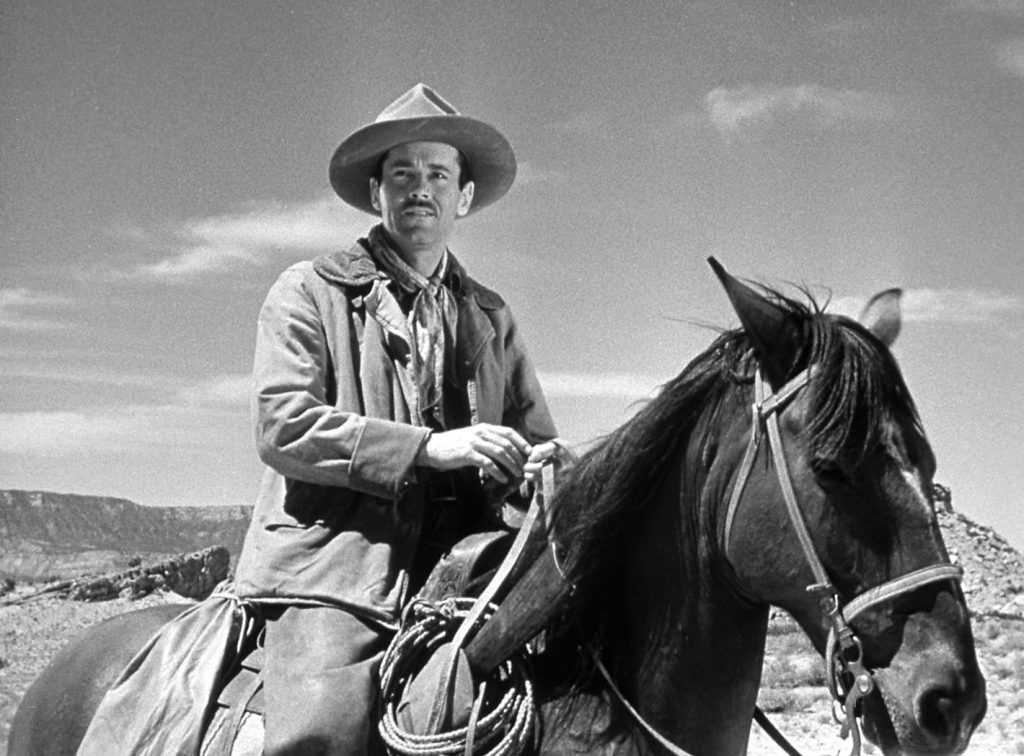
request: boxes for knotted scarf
[366,225,457,429]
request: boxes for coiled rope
[378,597,537,756]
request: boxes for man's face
[370,141,475,256]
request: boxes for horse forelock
[804,312,923,474]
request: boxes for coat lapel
[363,280,421,425]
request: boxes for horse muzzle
[864,660,987,756]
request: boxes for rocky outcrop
[939,508,1024,617]
[2,546,231,603]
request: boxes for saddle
[201,531,515,755]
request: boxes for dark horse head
[542,259,986,755]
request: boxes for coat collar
[312,241,379,288]
[312,238,503,310]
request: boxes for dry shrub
[757,688,797,714]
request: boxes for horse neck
[598,454,772,755]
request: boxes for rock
[937,506,1024,618]
[2,546,231,605]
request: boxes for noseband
[722,367,963,753]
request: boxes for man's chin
[390,224,449,254]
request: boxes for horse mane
[546,285,923,678]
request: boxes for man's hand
[523,438,576,483]
[416,424,532,483]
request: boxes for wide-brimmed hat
[329,84,517,217]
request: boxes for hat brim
[329,116,517,216]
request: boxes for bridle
[722,366,963,754]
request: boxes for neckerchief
[366,225,457,429]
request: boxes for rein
[722,367,963,756]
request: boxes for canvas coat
[234,239,557,624]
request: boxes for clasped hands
[415,423,573,486]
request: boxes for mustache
[401,199,437,213]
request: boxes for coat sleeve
[500,309,558,445]
[252,266,431,500]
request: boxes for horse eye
[813,460,850,485]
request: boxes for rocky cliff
[0,490,251,581]
[939,507,1024,617]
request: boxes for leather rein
[721,367,963,755]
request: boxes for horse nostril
[916,685,958,740]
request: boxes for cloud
[174,373,252,407]
[538,370,668,400]
[129,197,368,281]
[997,38,1024,78]
[0,365,180,391]
[0,409,154,455]
[0,370,253,457]
[0,365,252,401]
[831,288,1023,325]
[0,288,74,330]
[705,84,896,138]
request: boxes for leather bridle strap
[722,367,816,561]
[760,371,833,596]
[823,563,963,702]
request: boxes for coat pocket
[266,480,357,529]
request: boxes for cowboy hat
[329,83,517,217]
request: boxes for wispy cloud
[0,364,252,402]
[0,365,181,391]
[0,370,252,456]
[997,38,1024,78]
[127,196,367,281]
[831,288,1023,325]
[538,370,668,400]
[705,84,896,139]
[173,373,251,407]
[0,377,253,459]
[0,288,74,330]
[0,410,152,455]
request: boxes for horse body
[8,603,188,756]
[8,262,986,756]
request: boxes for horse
[8,259,986,756]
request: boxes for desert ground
[1,593,1021,755]
[748,615,1024,755]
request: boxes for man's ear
[456,181,475,217]
[369,178,381,213]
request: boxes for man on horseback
[233,83,567,755]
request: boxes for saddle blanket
[75,590,245,756]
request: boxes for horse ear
[707,257,802,387]
[858,288,902,348]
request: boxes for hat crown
[375,83,460,123]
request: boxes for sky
[2,1,1023,551]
